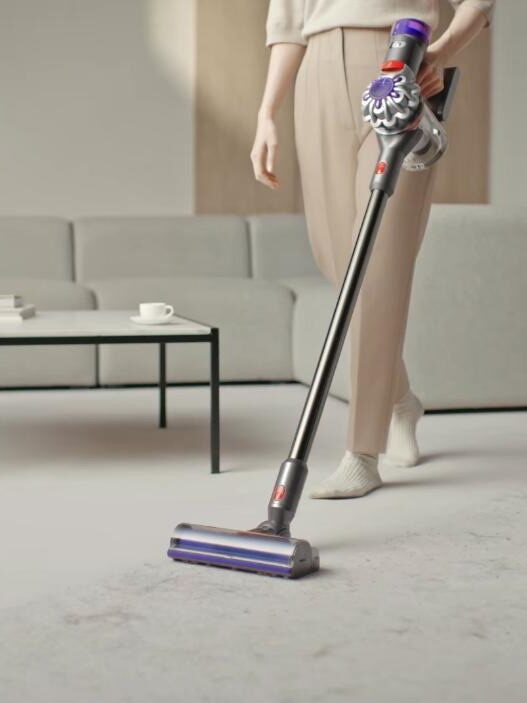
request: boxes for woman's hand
[416,49,447,99]
[251,112,280,190]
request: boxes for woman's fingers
[250,142,266,184]
[417,62,436,85]
[259,170,279,189]
[250,115,281,190]
[250,115,280,190]
[250,141,280,190]
[251,162,279,190]
[417,65,431,82]
[266,142,277,174]
[262,139,279,189]
[420,75,444,98]
[417,59,445,99]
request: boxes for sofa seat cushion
[277,274,328,298]
[0,278,96,388]
[74,216,250,281]
[282,277,350,402]
[89,277,295,384]
[404,205,527,408]
[288,205,527,409]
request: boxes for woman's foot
[384,389,424,467]
[309,452,382,499]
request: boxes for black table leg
[159,342,167,428]
[210,328,220,473]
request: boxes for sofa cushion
[281,276,350,402]
[0,218,72,279]
[0,278,96,388]
[89,277,294,384]
[404,204,527,408]
[289,205,527,409]
[247,214,319,279]
[74,216,250,281]
[277,274,327,298]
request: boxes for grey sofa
[0,207,526,409]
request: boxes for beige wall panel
[433,2,491,203]
[195,0,301,214]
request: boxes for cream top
[266,0,495,46]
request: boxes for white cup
[139,302,174,321]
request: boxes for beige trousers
[294,26,437,456]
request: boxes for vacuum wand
[167,18,459,578]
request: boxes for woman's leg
[293,28,384,498]
[293,29,360,287]
[394,358,411,404]
[297,27,437,458]
[343,124,438,456]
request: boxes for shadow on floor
[0,414,292,471]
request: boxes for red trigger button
[274,485,286,501]
[381,60,405,72]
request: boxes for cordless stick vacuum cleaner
[168,19,460,578]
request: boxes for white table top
[0,310,211,338]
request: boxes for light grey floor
[0,384,525,703]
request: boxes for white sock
[384,389,424,467]
[309,452,382,499]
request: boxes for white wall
[0,0,195,217]
[490,1,526,206]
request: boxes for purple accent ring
[391,18,431,44]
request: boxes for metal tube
[288,189,388,462]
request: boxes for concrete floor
[0,384,525,702]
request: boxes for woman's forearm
[429,4,488,62]
[252,43,305,189]
[258,43,306,119]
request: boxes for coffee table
[0,310,220,473]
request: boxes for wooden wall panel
[195,0,301,214]
[433,2,491,203]
[195,0,490,212]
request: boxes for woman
[251,0,494,499]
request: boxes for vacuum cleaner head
[168,523,319,579]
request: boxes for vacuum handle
[384,18,431,74]
[427,67,460,122]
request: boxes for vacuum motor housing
[362,18,450,172]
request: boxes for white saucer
[130,315,174,326]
